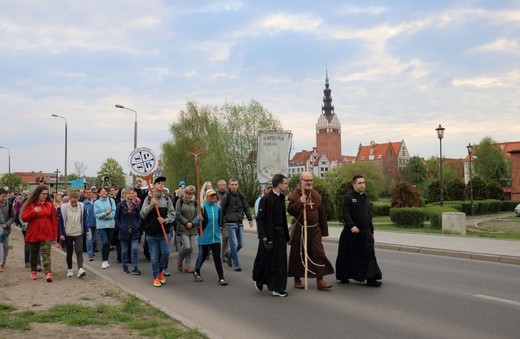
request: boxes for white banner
[257,131,293,183]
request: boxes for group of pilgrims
[5,171,382,296]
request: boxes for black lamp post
[467,143,475,216]
[436,124,445,206]
[115,104,138,183]
[52,114,67,192]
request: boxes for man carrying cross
[287,172,334,290]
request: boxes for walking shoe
[177,261,183,272]
[225,253,232,267]
[255,281,263,291]
[131,267,141,275]
[45,272,52,282]
[30,271,37,280]
[294,278,304,289]
[193,272,203,282]
[218,278,228,286]
[158,271,166,284]
[184,266,194,273]
[317,278,332,290]
[67,269,73,277]
[88,257,93,261]
[123,266,130,274]
[233,266,242,272]
[272,290,288,297]
[153,278,162,287]
[163,269,171,277]
[77,268,86,278]
[366,279,382,287]
[101,261,108,269]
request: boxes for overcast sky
[1,1,519,177]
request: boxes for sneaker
[158,271,166,284]
[272,290,288,297]
[123,266,130,274]
[30,271,37,280]
[101,261,108,269]
[184,266,194,273]
[67,269,73,277]
[153,278,162,287]
[218,278,228,286]
[77,268,86,278]
[163,269,171,277]
[193,272,203,282]
[255,281,263,291]
[88,257,94,261]
[177,261,183,272]
[233,266,242,272]
[45,272,52,282]
[131,267,141,275]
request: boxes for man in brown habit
[287,172,334,290]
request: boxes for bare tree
[74,161,88,178]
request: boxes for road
[87,233,520,339]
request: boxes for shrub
[466,176,487,200]
[390,207,427,228]
[424,205,459,229]
[501,200,520,212]
[391,182,424,208]
[427,180,445,204]
[372,202,391,216]
[460,199,502,215]
[446,178,465,201]
[487,180,504,200]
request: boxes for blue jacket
[198,200,222,245]
[115,199,141,241]
[94,197,116,229]
[83,199,96,229]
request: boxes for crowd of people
[0,172,382,297]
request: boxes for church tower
[316,70,341,161]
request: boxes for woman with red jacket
[21,185,58,282]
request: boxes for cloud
[472,38,520,55]
[452,76,507,88]
[338,5,388,15]
[184,0,244,13]
[259,13,321,33]
[194,40,233,61]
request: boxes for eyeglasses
[302,179,313,182]
[40,192,48,195]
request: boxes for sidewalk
[245,222,520,265]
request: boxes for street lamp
[467,143,475,216]
[51,114,68,192]
[0,146,10,189]
[435,124,445,206]
[115,104,138,183]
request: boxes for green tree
[401,156,427,185]
[0,173,27,192]
[466,176,488,200]
[446,178,466,201]
[486,180,504,200]
[96,158,126,188]
[473,137,511,186]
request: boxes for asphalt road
[87,233,520,339]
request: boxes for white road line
[474,294,520,307]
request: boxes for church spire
[322,67,334,123]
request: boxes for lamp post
[51,114,67,192]
[0,146,10,189]
[115,104,138,183]
[435,124,445,206]
[467,143,475,216]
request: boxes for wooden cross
[188,144,206,234]
[307,198,314,210]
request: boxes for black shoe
[255,282,263,291]
[131,267,141,275]
[218,278,228,286]
[233,267,242,272]
[272,290,288,297]
[123,266,130,274]
[366,279,382,287]
[226,253,232,267]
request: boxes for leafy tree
[446,178,466,201]
[66,173,79,181]
[486,180,504,200]
[96,158,126,188]
[401,156,427,185]
[426,180,445,204]
[0,173,27,192]
[473,137,511,186]
[466,176,487,200]
[391,181,423,208]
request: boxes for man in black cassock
[336,175,382,287]
[252,174,290,297]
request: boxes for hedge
[424,205,458,229]
[390,207,427,228]
[501,201,520,212]
[372,202,391,216]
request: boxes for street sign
[128,147,157,177]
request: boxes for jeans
[97,228,114,261]
[65,235,84,269]
[146,234,170,278]
[226,223,244,268]
[178,234,198,267]
[0,234,8,265]
[120,238,139,268]
[86,227,97,258]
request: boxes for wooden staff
[141,173,169,244]
[188,144,206,235]
[302,185,308,290]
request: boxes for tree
[446,178,466,201]
[96,158,126,188]
[426,180,445,204]
[0,173,26,192]
[74,161,88,178]
[391,182,423,208]
[486,180,504,200]
[401,156,427,185]
[473,137,511,187]
[466,176,487,200]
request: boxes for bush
[424,205,459,229]
[372,202,391,216]
[487,180,504,200]
[391,182,423,208]
[390,207,427,228]
[466,176,487,200]
[501,201,520,212]
[460,199,502,215]
[427,180,445,204]
[446,178,465,201]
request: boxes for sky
[1,1,519,177]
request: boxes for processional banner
[256,131,292,183]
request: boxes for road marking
[474,294,520,307]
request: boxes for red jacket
[22,201,58,242]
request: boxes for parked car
[515,204,520,217]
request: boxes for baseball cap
[205,189,217,198]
